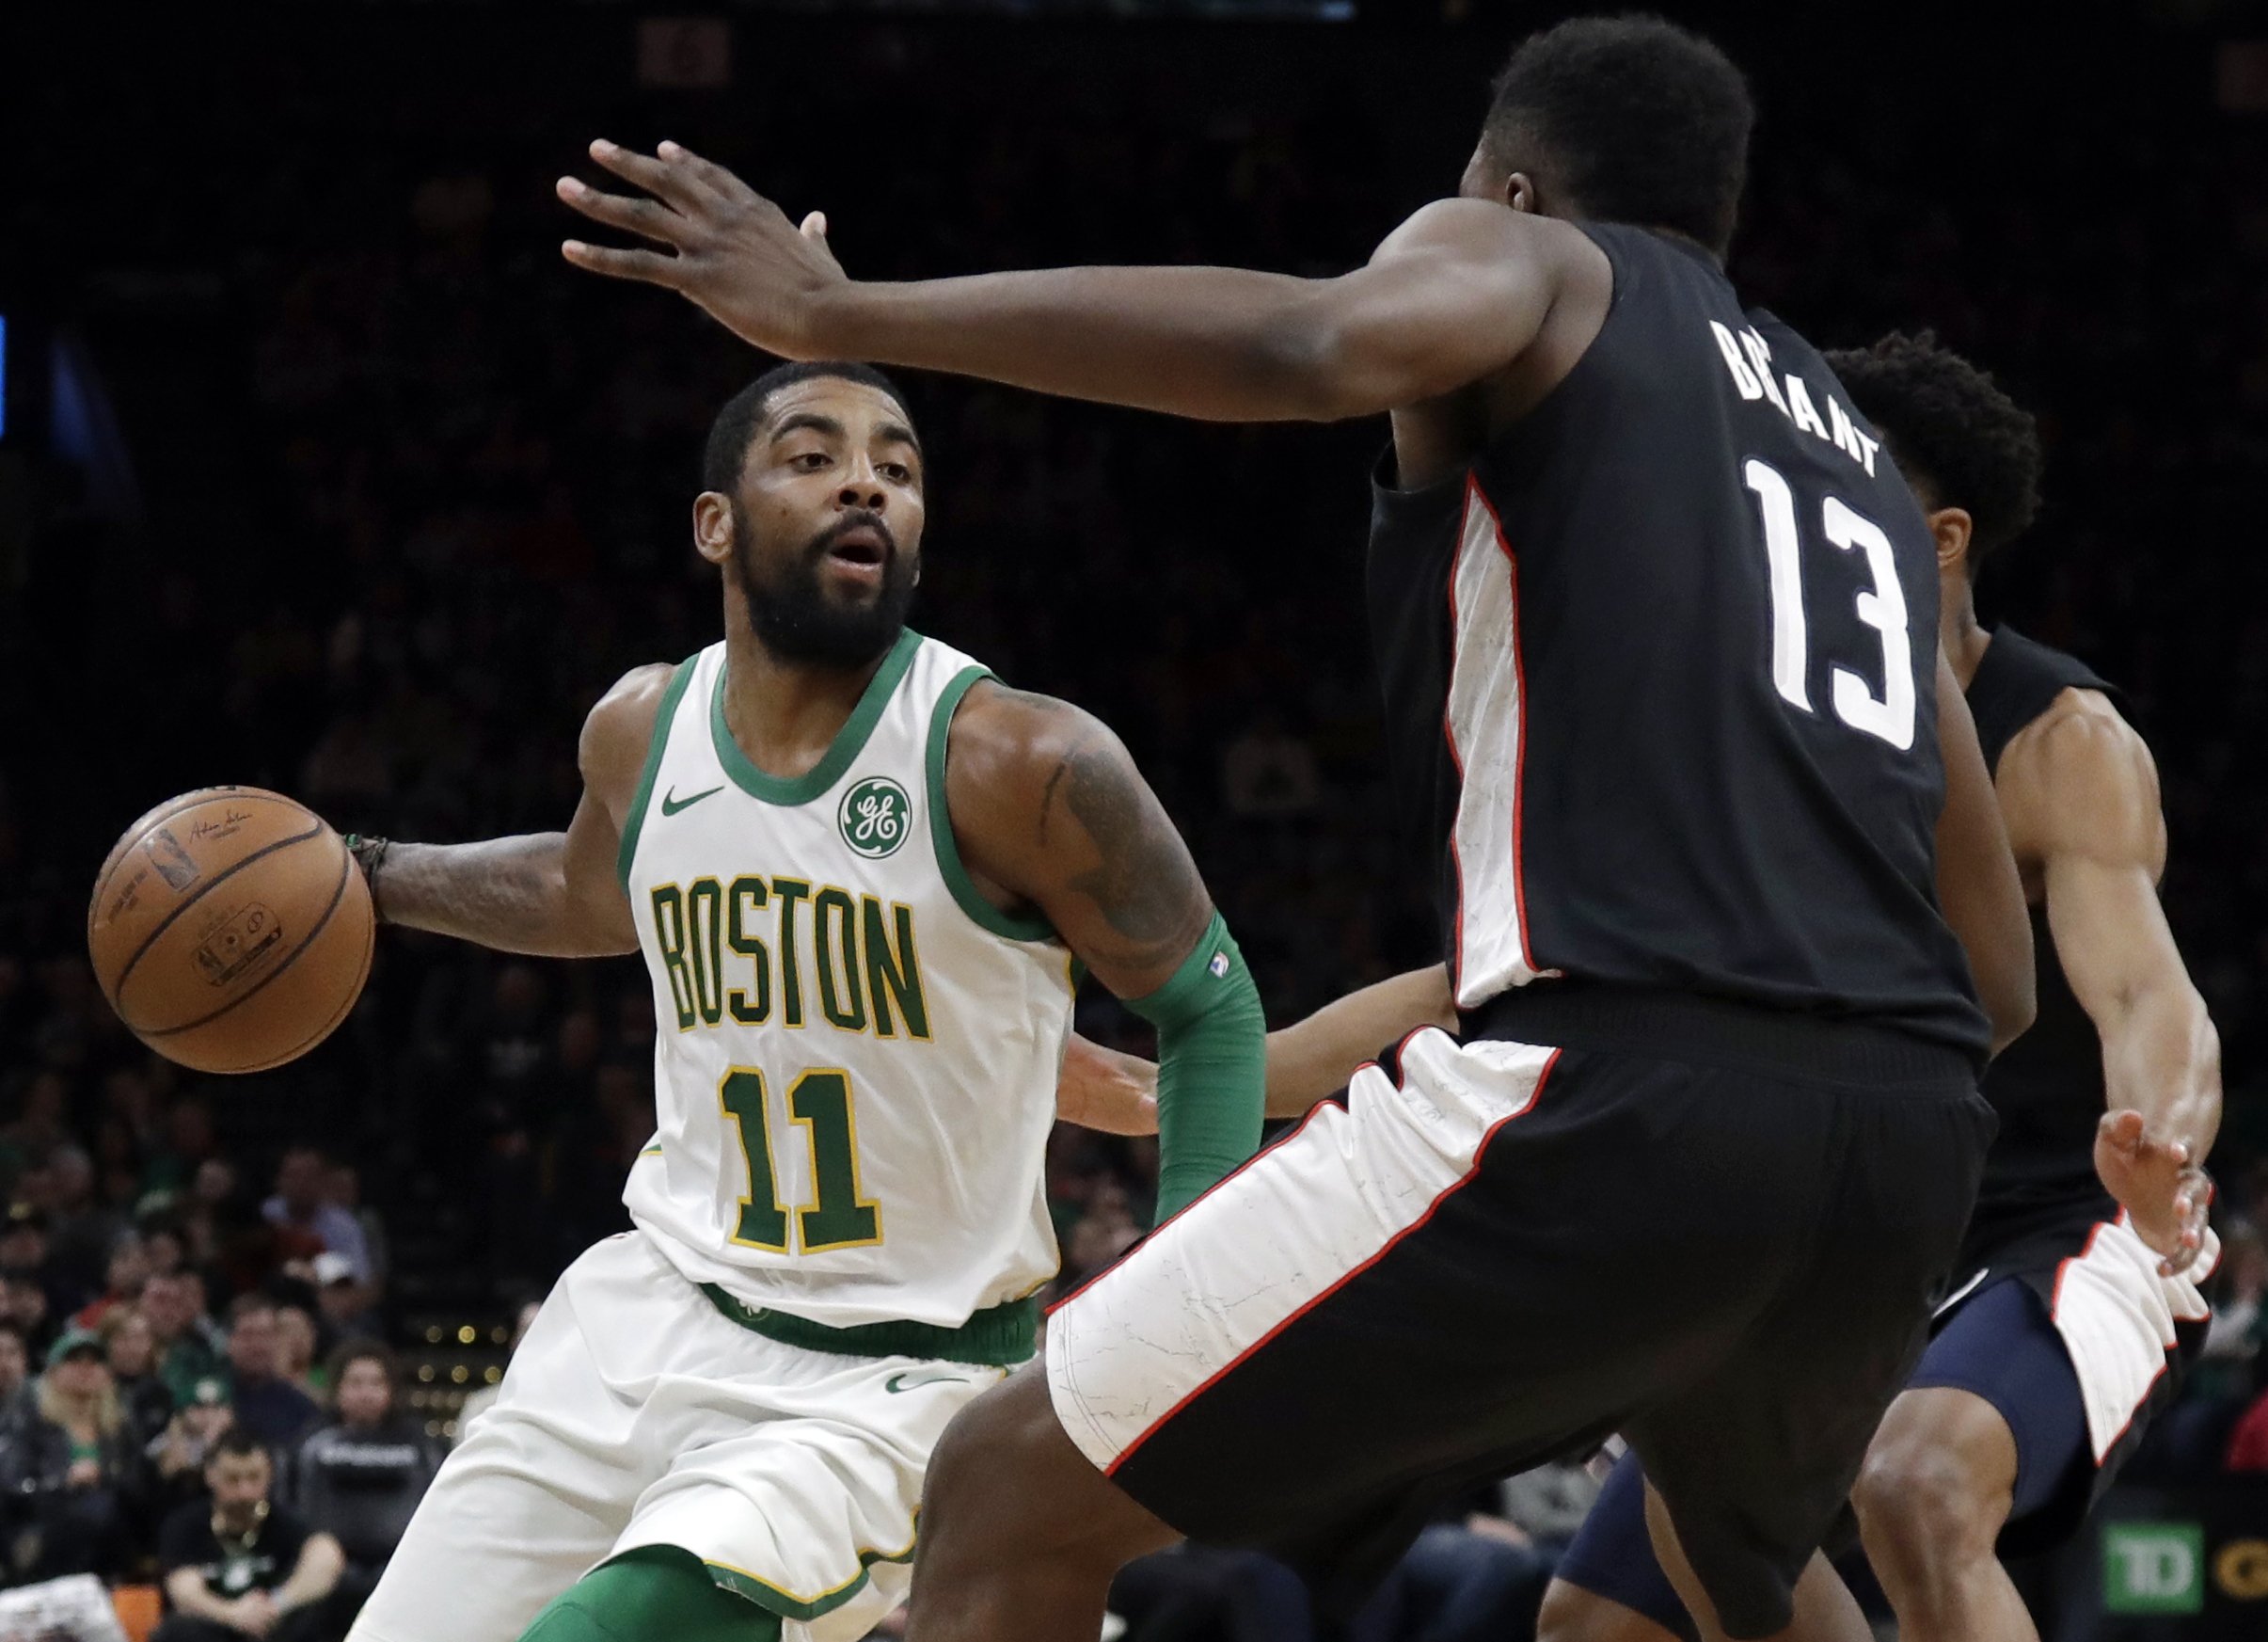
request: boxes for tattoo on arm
[1040,727,1211,969]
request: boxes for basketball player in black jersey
[555,18,2075,1642]
[1538,338,2222,1642]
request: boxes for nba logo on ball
[839,776,912,859]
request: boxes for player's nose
[836,457,887,511]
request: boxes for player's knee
[923,1370,1055,1540]
[1534,1576,1610,1642]
[1852,1434,2000,1571]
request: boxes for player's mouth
[818,519,895,585]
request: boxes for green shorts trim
[696,1284,1039,1368]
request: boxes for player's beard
[732,502,918,668]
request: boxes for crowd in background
[2,5,2267,1638]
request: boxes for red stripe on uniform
[1465,478,1540,977]
[1101,1047,1564,1477]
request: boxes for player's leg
[1626,1073,1995,1642]
[1536,1452,1694,1642]
[1639,1487,1871,1642]
[519,1548,782,1642]
[347,1254,655,1642]
[911,1034,1804,1642]
[909,1363,1182,1642]
[1848,1387,2034,1642]
[613,1331,1024,1642]
[1848,1275,2091,1642]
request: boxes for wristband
[343,834,390,921]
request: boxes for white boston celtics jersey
[617,630,1073,1330]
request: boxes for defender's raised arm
[560,146,1574,425]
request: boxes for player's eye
[880,463,912,484]
[791,451,832,471]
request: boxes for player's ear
[1927,505,1974,575]
[692,492,736,567]
[1505,172,1541,215]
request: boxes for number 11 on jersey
[719,1067,883,1252]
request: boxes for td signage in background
[2040,1484,2268,1639]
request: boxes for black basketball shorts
[1042,993,1995,1640]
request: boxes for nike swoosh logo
[1934,1267,1990,1318]
[660,785,723,817]
[885,1372,974,1395]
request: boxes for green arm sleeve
[1124,911,1267,1220]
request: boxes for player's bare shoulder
[942,678,1211,974]
[579,662,680,822]
[940,678,1122,853]
[1995,686,2165,880]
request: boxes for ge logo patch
[839,776,912,859]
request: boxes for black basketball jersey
[1368,223,1988,1059]
[1965,626,2125,1225]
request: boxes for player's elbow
[1983,966,2037,1057]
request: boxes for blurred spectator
[311,1255,380,1341]
[102,1306,177,1451]
[32,1329,142,1579]
[72,1233,151,1332]
[153,1430,345,1642]
[1222,710,1324,820]
[274,1305,324,1404]
[223,1299,320,1450]
[0,1322,38,1426]
[2,1274,54,1358]
[324,1166,387,1295]
[452,1298,541,1442]
[43,1147,123,1299]
[142,1101,219,1202]
[142,1272,227,1410]
[147,1382,234,1522]
[287,1343,440,1625]
[262,1149,371,1284]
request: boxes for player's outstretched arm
[1932,654,2035,1053]
[1055,964,1457,1135]
[1261,964,1458,1117]
[2003,695,2221,1275]
[558,142,1567,423]
[947,681,1263,1216]
[351,665,665,959]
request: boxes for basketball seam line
[106,821,328,1011]
[234,899,373,1072]
[87,789,300,913]
[144,843,353,1040]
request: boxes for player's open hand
[558,140,844,358]
[2094,1108,2212,1277]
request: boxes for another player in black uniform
[558,19,2068,1642]
[1538,338,2222,1642]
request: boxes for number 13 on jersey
[719,1067,883,1252]
[1745,458,1916,751]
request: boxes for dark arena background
[2,1,2265,1638]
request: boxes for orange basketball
[86,788,373,1075]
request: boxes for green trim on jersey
[926,666,1057,943]
[616,657,700,893]
[703,1532,917,1623]
[709,627,923,806]
[698,1283,1038,1368]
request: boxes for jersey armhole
[927,665,1060,944]
[615,655,701,894]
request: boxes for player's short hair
[702,362,914,494]
[1482,16,1753,257]
[1823,331,2043,577]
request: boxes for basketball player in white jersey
[330,360,1267,1642]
